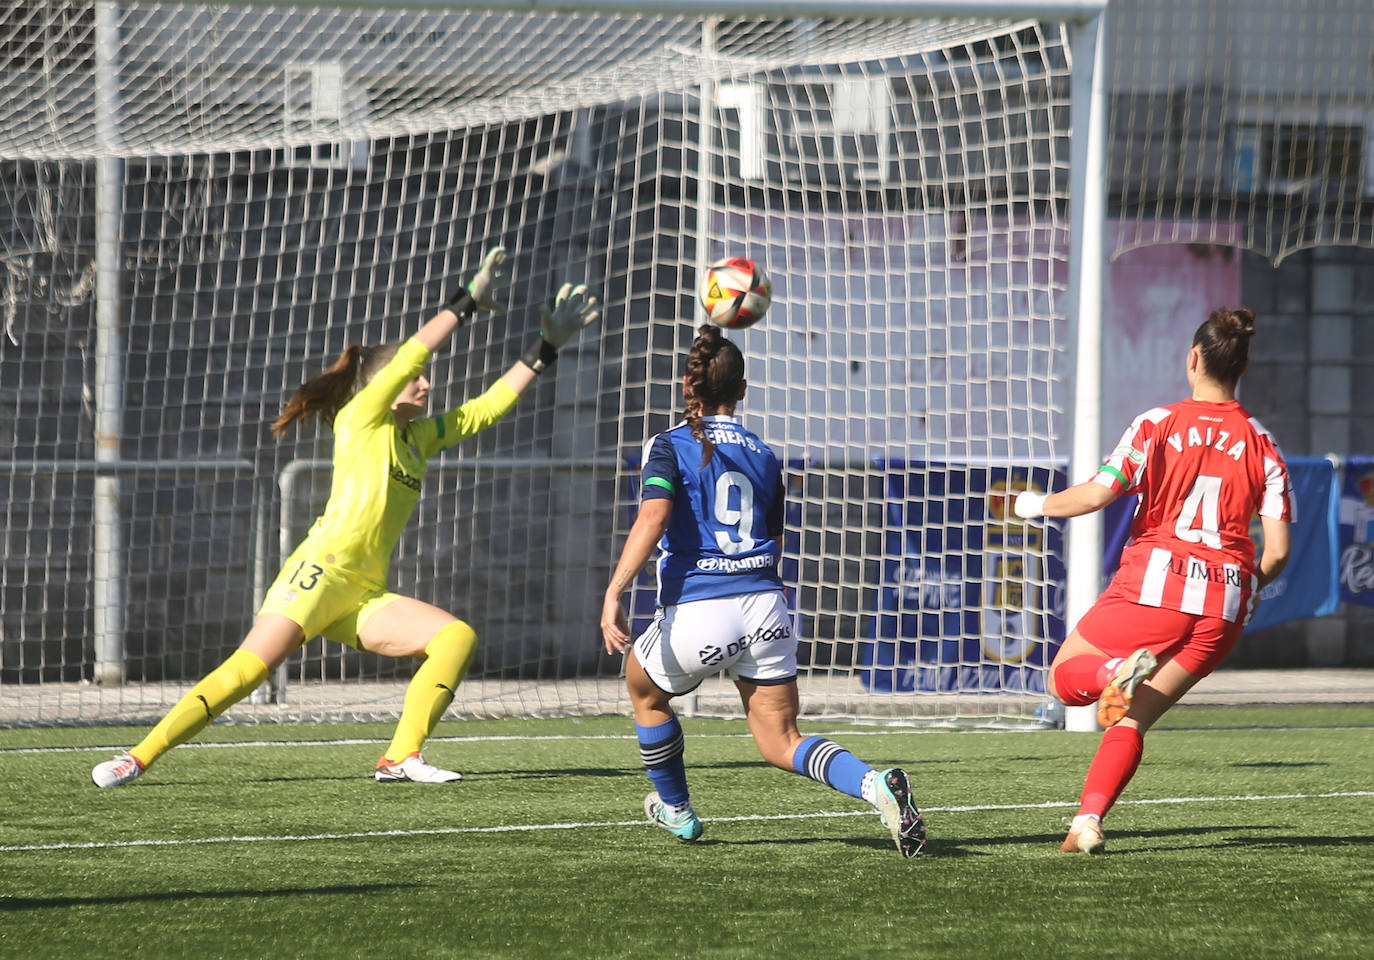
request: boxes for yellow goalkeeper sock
[129,649,268,767]
[383,620,477,763]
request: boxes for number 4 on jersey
[1175,474,1223,549]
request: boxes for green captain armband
[644,476,675,495]
[1098,464,1129,489]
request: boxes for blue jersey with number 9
[639,415,785,605]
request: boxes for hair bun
[693,323,726,355]
[1220,307,1256,339]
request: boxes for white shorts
[633,591,798,696]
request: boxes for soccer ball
[698,257,772,329]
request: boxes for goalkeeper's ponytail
[683,324,745,467]
[271,343,399,436]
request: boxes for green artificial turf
[1,707,1370,959]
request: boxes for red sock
[1051,655,1116,705]
[1078,724,1145,819]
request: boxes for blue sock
[635,716,689,806]
[792,736,873,800]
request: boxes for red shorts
[1074,592,1244,677]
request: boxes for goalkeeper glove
[1013,491,1047,519]
[522,282,601,374]
[541,283,600,349]
[446,246,511,320]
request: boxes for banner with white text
[1338,455,1374,606]
[862,461,1067,694]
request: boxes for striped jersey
[1094,398,1294,622]
[639,415,785,605]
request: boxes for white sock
[1071,813,1101,831]
[665,799,694,819]
[860,770,879,807]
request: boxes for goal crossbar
[204,0,1108,21]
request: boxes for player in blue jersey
[600,324,926,858]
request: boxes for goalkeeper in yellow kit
[92,248,599,786]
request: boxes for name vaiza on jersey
[1164,425,1246,460]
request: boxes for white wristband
[1013,491,1047,519]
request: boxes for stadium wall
[1229,245,1374,669]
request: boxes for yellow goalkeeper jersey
[285,336,519,588]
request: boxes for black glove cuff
[445,289,478,322]
[520,338,559,375]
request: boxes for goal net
[5,0,1089,726]
[1109,0,1374,262]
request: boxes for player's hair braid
[682,324,745,467]
[1192,306,1256,386]
[271,343,399,437]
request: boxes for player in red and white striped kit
[1013,307,1294,854]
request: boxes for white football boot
[91,752,145,788]
[374,752,463,783]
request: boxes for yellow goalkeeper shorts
[258,554,401,650]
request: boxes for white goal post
[0,0,1109,726]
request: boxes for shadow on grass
[924,823,1357,855]
[103,773,364,787]
[250,775,370,784]
[898,828,1374,856]
[961,823,1274,846]
[478,759,867,778]
[711,833,977,858]
[0,881,421,911]
[126,760,822,784]
[480,755,954,780]
[479,767,639,779]
[1215,834,1374,849]
[1024,824,1374,853]
[138,755,958,786]
[1108,825,1374,852]
[711,834,891,851]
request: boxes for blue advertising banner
[1245,457,1339,631]
[1337,454,1374,606]
[1101,457,1339,632]
[623,452,1341,698]
[861,461,1066,694]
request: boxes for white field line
[0,730,995,755]
[2,791,1370,854]
[7,720,1371,756]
